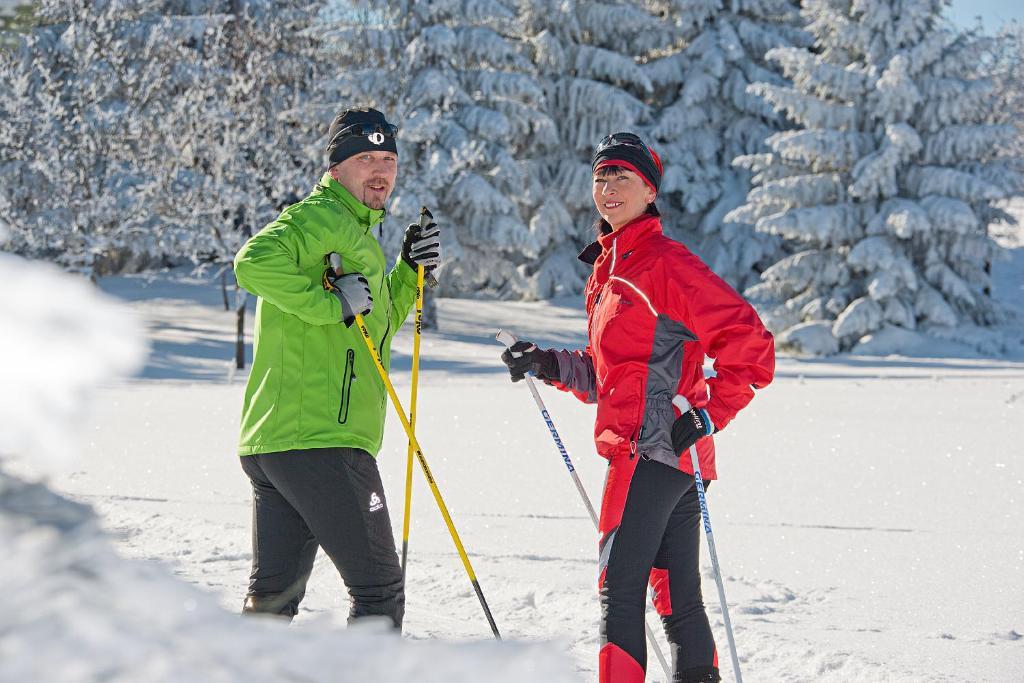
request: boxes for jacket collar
[577,213,662,265]
[317,172,386,230]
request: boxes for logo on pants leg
[369,492,383,512]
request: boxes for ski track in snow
[28,270,1024,682]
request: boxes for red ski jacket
[550,214,775,479]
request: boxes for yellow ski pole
[400,263,424,581]
[352,312,501,639]
[400,207,435,580]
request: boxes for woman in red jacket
[502,133,775,682]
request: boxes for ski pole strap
[696,407,714,436]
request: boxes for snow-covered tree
[517,0,673,298]
[983,23,1024,247]
[162,0,329,365]
[989,22,1024,156]
[1,0,327,365]
[0,2,37,49]
[645,0,809,290]
[395,0,559,299]
[0,0,221,273]
[727,0,1023,354]
[322,0,561,307]
[159,0,330,267]
[0,0,328,271]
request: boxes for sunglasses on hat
[595,131,663,177]
[329,122,399,147]
[596,132,647,152]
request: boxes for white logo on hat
[368,132,385,145]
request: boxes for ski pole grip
[420,206,439,290]
[495,329,521,356]
[672,394,692,414]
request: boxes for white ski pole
[496,330,671,681]
[671,394,743,683]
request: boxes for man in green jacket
[233,107,441,626]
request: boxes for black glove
[500,341,560,383]
[401,221,442,273]
[671,407,716,456]
[323,270,372,327]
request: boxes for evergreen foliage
[396,0,552,299]
[1,0,210,271]
[168,0,330,265]
[0,0,327,274]
[728,0,1022,354]
[0,2,38,46]
[517,0,672,298]
[989,23,1024,156]
[645,0,809,291]
[323,0,557,301]
[2,0,1020,359]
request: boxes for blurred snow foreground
[0,242,577,681]
[0,249,146,470]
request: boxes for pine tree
[518,0,673,298]
[0,0,328,275]
[990,23,1024,157]
[161,0,330,267]
[322,0,561,310]
[645,0,809,290]
[987,23,1024,247]
[0,0,221,273]
[727,0,1023,354]
[0,2,38,49]
[398,0,558,300]
[165,0,329,366]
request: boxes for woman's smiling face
[592,166,656,231]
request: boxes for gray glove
[324,270,372,327]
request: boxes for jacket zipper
[377,274,390,359]
[629,391,649,459]
[337,348,356,424]
[378,314,390,360]
[629,422,642,459]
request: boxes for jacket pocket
[337,348,356,424]
[636,396,675,456]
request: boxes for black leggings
[602,457,718,681]
[240,447,404,626]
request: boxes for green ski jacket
[233,173,418,457]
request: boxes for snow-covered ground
[0,257,576,683]
[4,248,1015,682]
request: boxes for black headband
[326,108,399,166]
[592,133,662,192]
[327,131,398,166]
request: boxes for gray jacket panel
[553,349,597,404]
[636,313,699,468]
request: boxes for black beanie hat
[326,107,398,166]
[592,132,663,193]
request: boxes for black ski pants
[600,456,719,682]
[240,447,404,627]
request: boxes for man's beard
[363,179,391,210]
[364,195,387,210]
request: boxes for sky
[948,0,1024,29]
